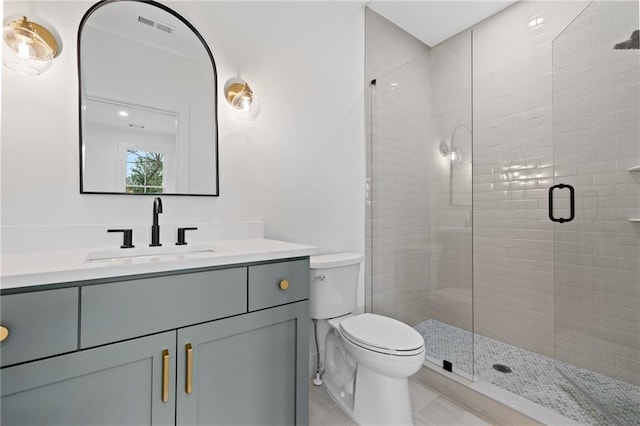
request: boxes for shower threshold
[415,319,639,426]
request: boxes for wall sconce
[224,78,260,120]
[439,141,462,164]
[3,16,58,75]
[439,124,471,164]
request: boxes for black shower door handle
[548,183,575,223]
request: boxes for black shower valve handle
[107,229,135,249]
[176,227,198,245]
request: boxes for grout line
[309,384,338,418]
[435,393,497,426]
[409,378,441,412]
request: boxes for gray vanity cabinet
[0,257,310,426]
[0,331,176,426]
[0,287,78,367]
[80,267,248,349]
[176,301,309,425]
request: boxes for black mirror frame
[77,0,220,196]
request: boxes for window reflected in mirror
[126,150,165,194]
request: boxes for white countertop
[1,239,317,291]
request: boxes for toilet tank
[309,253,363,319]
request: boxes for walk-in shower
[365,1,639,425]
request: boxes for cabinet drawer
[0,288,79,367]
[248,259,309,311]
[81,267,247,348]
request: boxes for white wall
[1,1,365,259]
[365,8,430,84]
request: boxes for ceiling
[366,1,519,47]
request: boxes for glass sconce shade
[230,84,253,111]
[224,78,260,120]
[3,16,58,75]
[234,95,260,120]
[440,124,469,164]
[449,146,462,164]
[439,141,462,163]
[439,141,450,157]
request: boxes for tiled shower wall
[472,0,639,386]
[429,31,473,332]
[367,1,639,387]
[471,1,591,358]
[552,0,639,385]
[365,10,432,327]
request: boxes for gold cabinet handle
[279,279,289,291]
[0,326,9,343]
[162,349,170,403]
[185,343,193,395]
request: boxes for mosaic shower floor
[414,319,640,426]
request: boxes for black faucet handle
[153,197,163,214]
[107,229,135,249]
[176,227,198,246]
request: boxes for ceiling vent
[154,21,174,35]
[137,16,174,35]
[137,15,154,27]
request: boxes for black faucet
[150,197,163,247]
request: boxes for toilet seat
[339,313,424,356]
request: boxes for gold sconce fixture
[3,16,58,75]
[224,78,260,120]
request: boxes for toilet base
[352,363,414,425]
[323,331,356,413]
[323,361,415,425]
[318,320,422,425]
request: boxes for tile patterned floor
[415,319,640,426]
[557,363,640,426]
[309,378,493,426]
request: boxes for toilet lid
[339,313,424,356]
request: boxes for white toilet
[310,253,425,426]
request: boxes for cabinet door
[1,331,176,426]
[176,301,309,426]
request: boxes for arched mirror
[78,0,219,196]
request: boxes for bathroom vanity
[0,239,314,425]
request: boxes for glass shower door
[424,30,474,380]
[368,53,433,330]
[367,29,474,381]
[552,1,640,424]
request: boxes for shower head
[614,30,639,49]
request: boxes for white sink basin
[86,243,218,263]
